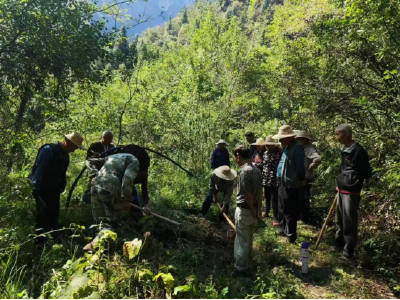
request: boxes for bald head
[335,123,353,145]
[336,124,352,136]
[102,131,113,146]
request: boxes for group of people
[201,124,370,276]
[28,123,371,277]
[29,131,150,251]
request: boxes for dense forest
[1,0,400,298]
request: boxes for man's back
[237,163,262,205]
[31,142,69,191]
[88,153,139,196]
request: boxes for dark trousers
[32,189,61,244]
[200,191,229,219]
[335,193,360,258]
[264,186,279,221]
[278,186,300,242]
[299,182,312,223]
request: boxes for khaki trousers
[234,207,258,271]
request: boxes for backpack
[28,143,56,181]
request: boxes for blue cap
[301,242,309,249]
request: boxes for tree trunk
[7,87,31,173]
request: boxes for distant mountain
[115,0,196,36]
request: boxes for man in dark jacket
[335,124,372,261]
[81,131,115,204]
[273,125,306,244]
[86,131,115,159]
[30,132,86,248]
[245,132,257,159]
[211,139,230,169]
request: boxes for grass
[0,177,399,298]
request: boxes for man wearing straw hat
[295,131,322,223]
[29,132,86,249]
[273,125,306,244]
[251,138,267,173]
[198,165,237,220]
[262,136,283,224]
[211,139,230,169]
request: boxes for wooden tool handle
[130,203,181,226]
[216,203,236,231]
[314,193,338,250]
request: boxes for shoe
[287,238,296,244]
[272,221,279,226]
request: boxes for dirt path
[258,221,397,299]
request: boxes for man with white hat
[273,125,306,244]
[295,131,322,223]
[29,132,86,249]
[198,165,237,220]
[211,139,230,169]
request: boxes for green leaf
[153,272,175,288]
[123,238,142,259]
[137,268,153,281]
[173,285,190,295]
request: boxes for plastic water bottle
[301,242,309,276]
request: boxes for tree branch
[117,63,142,145]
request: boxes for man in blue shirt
[30,132,86,248]
[210,139,230,169]
[273,125,306,244]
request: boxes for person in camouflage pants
[84,153,140,250]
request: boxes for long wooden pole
[216,203,236,231]
[129,204,181,226]
[314,193,338,250]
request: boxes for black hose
[65,166,86,209]
[142,147,194,177]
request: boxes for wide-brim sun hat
[251,138,267,146]
[263,135,280,145]
[64,132,86,150]
[295,130,312,140]
[272,125,297,140]
[214,165,237,181]
[215,139,228,145]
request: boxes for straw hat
[272,125,297,140]
[64,132,86,150]
[214,165,237,181]
[295,130,312,140]
[215,139,228,145]
[263,135,280,146]
[251,138,266,146]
